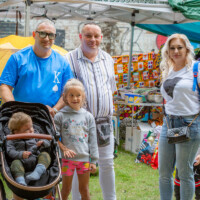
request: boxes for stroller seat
[0,101,62,200]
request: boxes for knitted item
[16,176,27,186]
[38,152,51,168]
[26,164,46,181]
[11,159,25,178]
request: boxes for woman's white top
[161,62,200,116]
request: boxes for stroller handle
[6,133,53,141]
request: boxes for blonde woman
[159,33,200,200]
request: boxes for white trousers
[71,134,116,200]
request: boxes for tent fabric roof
[137,22,200,44]
[0,0,197,24]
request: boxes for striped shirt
[64,46,117,118]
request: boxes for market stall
[112,52,163,169]
[112,52,163,120]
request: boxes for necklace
[173,64,186,72]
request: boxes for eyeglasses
[36,31,56,40]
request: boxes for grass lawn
[90,149,160,200]
[2,148,160,200]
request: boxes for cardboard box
[124,94,143,104]
[125,122,153,154]
[125,127,140,153]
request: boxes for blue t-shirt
[0,46,73,107]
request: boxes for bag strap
[188,114,199,127]
[165,113,199,129]
[193,61,200,95]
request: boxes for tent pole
[24,0,31,36]
[127,14,135,89]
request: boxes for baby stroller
[0,101,62,200]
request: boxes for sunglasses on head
[36,31,56,40]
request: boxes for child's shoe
[26,164,46,181]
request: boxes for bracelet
[53,108,58,113]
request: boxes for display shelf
[114,100,163,140]
[114,100,163,107]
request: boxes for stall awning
[137,22,200,43]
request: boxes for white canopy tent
[0,0,197,87]
[0,0,195,25]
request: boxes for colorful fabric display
[113,52,158,89]
[136,139,154,165]
[113,52,160,121]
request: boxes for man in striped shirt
[65,23,117,200]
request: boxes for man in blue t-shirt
[0,20,73,117]
[0,20,73,200]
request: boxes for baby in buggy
[6,112,51,186]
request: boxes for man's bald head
[79,23,103,52]
[35,20,56,33]
[81,23,102,35]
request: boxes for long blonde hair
[160,33,194,82]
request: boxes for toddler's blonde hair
[8,112,32,134]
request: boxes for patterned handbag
[167,126,190,144]
[166,114,199,144]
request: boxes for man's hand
[46,105,57,117]
[37,140,44,147]
[89,163,97,173]
[23,151,31,159]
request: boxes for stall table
[114,100,163,145]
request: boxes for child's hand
[58,141,76,158]
[37,140,44,147]
[63,148,76,158]
[23,151,31,159]
[89,163,97,174]
[194,154,200,166]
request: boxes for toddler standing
[54,79,99,200]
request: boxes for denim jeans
[159,114,200,200]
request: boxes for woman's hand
[89,163,97,173]
[194,154,200,166]
[23,151,31,159]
